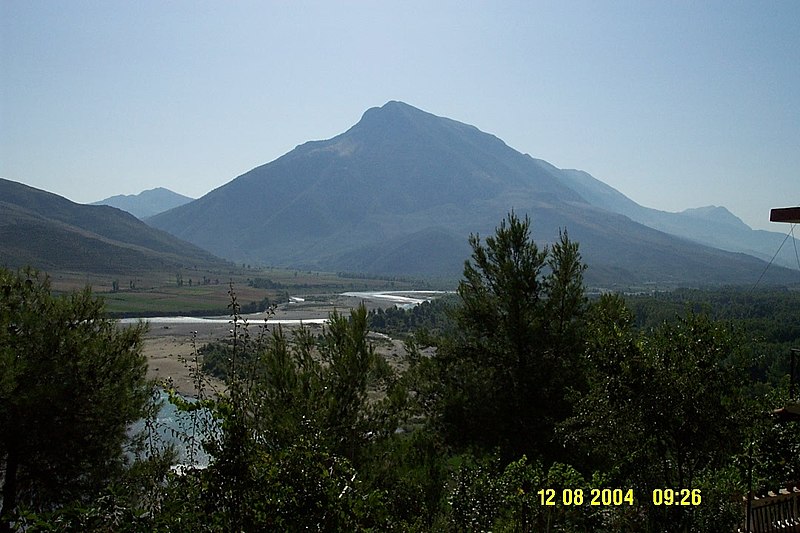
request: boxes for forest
[2,213,800,532]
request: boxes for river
[124,290,452,467]
[128,389,215,468]
[119,290,453,325]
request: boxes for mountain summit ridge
[148,102,799,286]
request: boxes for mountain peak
[147,103,799,286]
[382,100,415,110]
[92,187,193,219]
[374,100,423,114]
[355,101,434,131]
[680,205,750,230]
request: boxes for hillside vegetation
[6,213,800,532]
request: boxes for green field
[44,266,435,316]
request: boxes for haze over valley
[3,101,799,290]
[143,101,799,287]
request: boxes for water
[119,290,453,324]
[119,316,328,325]
[128,389,216,468]
[341,290,453,309]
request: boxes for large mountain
[92,187,193,219]
[0,178,227,274]
[149,101,799,286]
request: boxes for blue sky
[2,1,798,231]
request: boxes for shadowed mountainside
[148,101,799,286]
[0,178,228,274]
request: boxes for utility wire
[750,223,797,293]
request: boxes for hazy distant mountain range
[92,187,193,219]
[3,102,797,286]
[0,178,226,274]
[555,169,799,269]
[147,101,800,286]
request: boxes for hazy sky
[2,1,798,231]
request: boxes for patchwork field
[43,266,434,316]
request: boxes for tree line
[1,213,799,531]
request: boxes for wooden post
[793,349,800,400]
[747,444,753,533]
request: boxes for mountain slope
[148,101,799,286]
[555,168,800,268]
[150,101,584,261]
[0,178,228,274]
[92,187,193,219]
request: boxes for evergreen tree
[0,268,149,531]
[168,298,396,530]
[430,212,587,462]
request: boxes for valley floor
[133,296,411,395]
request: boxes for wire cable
[749,223,797,293]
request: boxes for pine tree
[431,212,587,462]
[0,268,149,530]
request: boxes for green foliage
[156,428,388,532]
[625,287,800,389]
[0,267,150,529]
[146,292,401,530]
[246,276,283,289]
[198,340,253,381]
[225,305,405,464]
[367,296,457,339]
[689,465,744,533]
[445,454,602,533]
[430,212,587,461]
[562,293,753,531]
[12,492,152,533]
[9,216,800,531]
[359,429,450,530]
[240,297,281,314]
[447,453,505,531]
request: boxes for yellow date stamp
[538,488,635,506]
[537,488,702,506]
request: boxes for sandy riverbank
[132,296,415,395]
[140,321,225,395]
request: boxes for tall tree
[0,268,149,530]
[431,212,587,462]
